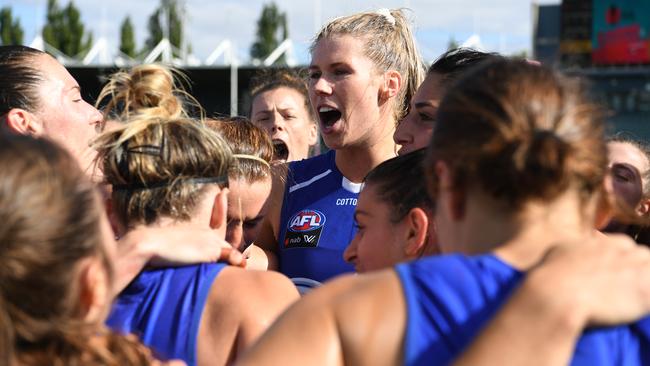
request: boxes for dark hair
[426,59,606,210]
[249,68,314,121]
[0,134,158,365]
[206,117,273,183]
[364,148,433,222]
[429,48,503,87]
[0,45,46,116]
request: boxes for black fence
[69,66,304,119]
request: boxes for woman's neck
[453,191,596,270]
[334,119,397,183]
[130,191,218,231]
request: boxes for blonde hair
[94,116,232,227]
[96,64,202,126]
[206,117,273,184]
[312,8,426,122]
[93,63,232,226]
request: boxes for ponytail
[96,64,203,126]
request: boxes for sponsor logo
[335,198,357,206]
[285,209,326,248]
[288,210,326,232]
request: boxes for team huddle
[1,8,650,366]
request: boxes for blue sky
[5,0,559,65]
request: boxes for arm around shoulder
[455,234,650,366]
[238,269,406,366]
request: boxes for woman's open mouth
[318,106,342,132]
[273,139,289,162]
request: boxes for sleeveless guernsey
[278,150,357,284]
[107,263,227,366]
[396,254,650,365]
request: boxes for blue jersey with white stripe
[107,263,226,366]
[278,150,357,283]
[396,254,650,366]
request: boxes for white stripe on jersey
[289,169,332,193]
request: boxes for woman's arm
[237,270,406,366]
[454,234,650,366]
[113,226,245,296]
[198,267,300,365]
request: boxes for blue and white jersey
[396,254,650,366]
[107,263,227,366]
[278,150,358,284]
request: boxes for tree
[250,2,288,64]
[144,0,183,58]
[447,37,459,51]
[120,16,136,57]
[42,0,93,58]
[0,7,24,45]
[512,50,529,59]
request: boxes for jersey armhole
[186,264,227,366]
[394,265,417,366]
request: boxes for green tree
[42,0,93,58]
[447,37,459,51]
[120,16,136,57]
[513,49,528,59]
[0,7,24,45]
[144,0,183,58]
[250,2,288,64]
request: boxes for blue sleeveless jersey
[278,150,357,283]
[396,254,650,365]
[107,263,227,366]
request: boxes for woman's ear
[636,197,650,217]
[210,187,229,231]
[78,258,110,322]
[4,108,42,135]
[308,122,319,146]
[379,70,402,103]
[403,207,430,258]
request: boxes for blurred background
[2,0,648,138]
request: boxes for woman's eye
[309,71,321,79]
[418,113,435,122]
[615,173,631,182]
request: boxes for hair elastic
[112,175,228,191]
[376,8,395,26]
[233,154,271,169]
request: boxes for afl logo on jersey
[284,209,326,248]
[288,210,326,232]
